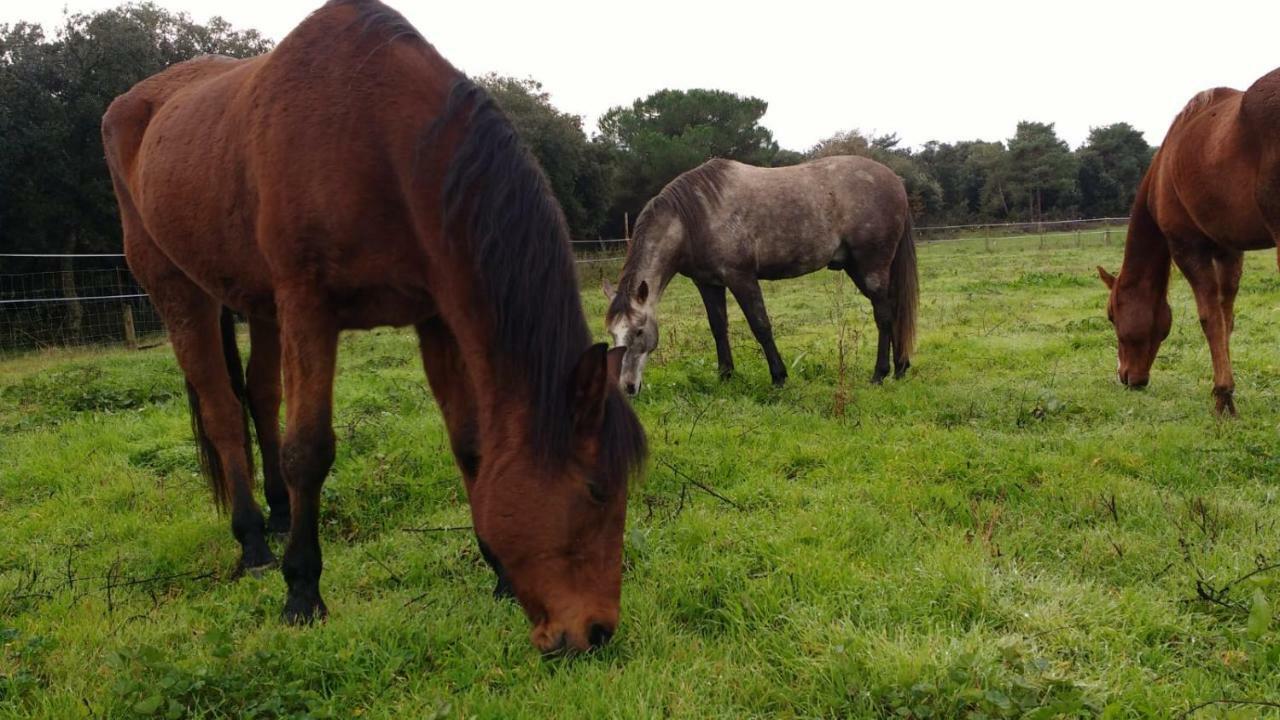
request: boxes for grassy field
[3,229,1279,718]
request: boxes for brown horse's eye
[587,480,607,504]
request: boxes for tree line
[1,3,1155,261]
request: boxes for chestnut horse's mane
[608,159,731,319]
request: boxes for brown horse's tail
[892,214,919,362]
[186,307,254,510]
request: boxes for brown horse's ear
[1097,266,1116,289]
[635,280,649,304]
[571,343,611,435]
[607,346,625,383]
[602,278,616,301]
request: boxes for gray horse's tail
[891,215,919,361]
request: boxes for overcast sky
[7,1,1279,151]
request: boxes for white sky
[7,1,1279,151]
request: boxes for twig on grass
[1177,699,1280,719]
[660,458,743,511]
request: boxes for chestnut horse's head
[603,278,659,396]
[467,344,644,655]
[1098,266,1171,387]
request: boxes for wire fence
[0,217,1129,357]
[0,248,627,357]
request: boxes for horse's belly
[754,235,841,280]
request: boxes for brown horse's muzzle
[1119,368,1149,389]
[530,603,619,656]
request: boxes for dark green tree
[1003,121,1079,221]
[479,74,613,240]
[1076,122,1153,217]
[0,3,271,256]
[598,88,780,235]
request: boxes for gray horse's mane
[608,159,731,319]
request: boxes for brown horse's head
[603,279,659,396]
[1098,266,1171,387]
[469,344,641,655]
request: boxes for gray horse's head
[603,278,658,396]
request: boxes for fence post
[122,304,138,350]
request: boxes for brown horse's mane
[323,0,420,41]
[432,78,646,492]
[608,158,731,319]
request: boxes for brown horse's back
[104,2,459,326]
[1145,82,1273,249]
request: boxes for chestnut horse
[1098,66,1280,415]
[102,0,646,653]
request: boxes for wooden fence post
[122,304,138,350]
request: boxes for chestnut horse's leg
[1172,244,1243,415]
[695,282,734,380]
[277,306,338,623]
[728,278,787,387]
[247,318,289,534]
[414,319,513,599]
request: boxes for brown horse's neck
[1118,199,1171,302]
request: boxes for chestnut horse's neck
[1117,196,1171,304]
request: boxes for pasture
[2,229,1279,718]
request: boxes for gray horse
[604,155,918,395]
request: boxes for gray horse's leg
[696,282,734,380]
[728,279,787,386]
[844,267,894,384]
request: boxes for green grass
[3,230,1279,718]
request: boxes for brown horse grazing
[102,0,646,653]
[604,156,918,394]
[1098,67,1280,415]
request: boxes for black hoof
[282,593,328,625]
[770,371,787,388]
[870,373,887,385]
[493,577,515,601]
[1213,388,1237,417]
[232,542,277,580]
[718,366,734,381]
[266,512,292,536]
[893,363,910,380]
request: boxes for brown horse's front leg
[278,308,339,624]
[247,318,290,534]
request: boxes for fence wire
[0,250,627,356]
[1,218,1127,357]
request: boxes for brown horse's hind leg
[1172,245,1242,415]
[164,300,274,574]
[695,282,734,380]
[247,318,289,534]
[415,319,513,598]
[277,305,338,623]
[728,278,787,387]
